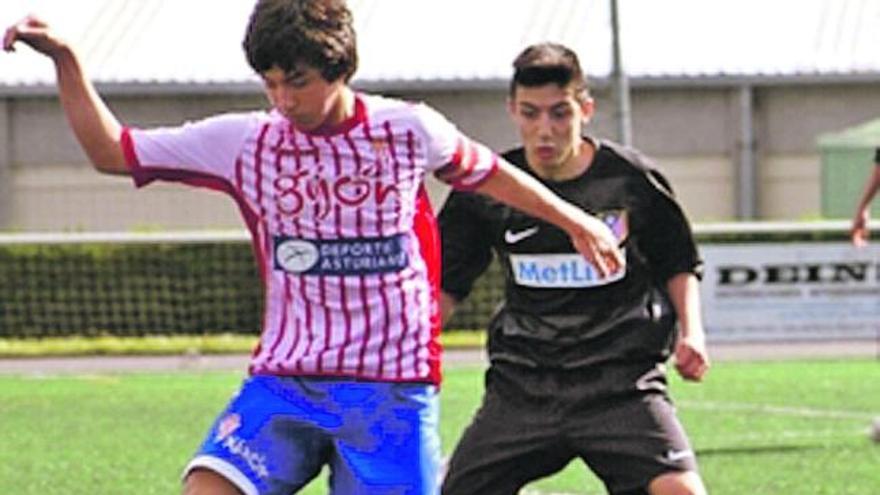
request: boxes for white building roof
[2,0,880,94]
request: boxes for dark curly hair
[243,0,358,82]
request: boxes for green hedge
[0,225,854,339]
[0,243,261,338]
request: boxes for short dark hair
[243,0,358,82]
[510,43,589,101]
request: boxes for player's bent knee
[182,468,245,495]
[648,470,707,495]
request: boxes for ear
[579,96,595,125]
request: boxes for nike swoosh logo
[504,226,540,244]
[665,449,694,462]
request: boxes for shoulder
[595,138,676,197]
[501,146,528,167]
[166,110,270,139]
[361,93,455,134]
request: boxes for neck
[326,86,356,127]
[535,139,595,181]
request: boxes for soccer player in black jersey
[439,43,710,495]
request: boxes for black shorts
[441,362,698,495]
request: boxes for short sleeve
[413,104,498,190]
[637,169,703,282]
[123,112,257,188]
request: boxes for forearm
[854,165,880,213]
[666,272,704,340]
[476,161,586,235]
[51,46,127,174]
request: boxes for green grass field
[0,359,877,494]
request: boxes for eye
[550,107,572,120]
[519,108,539,120]
[285,75,310,88]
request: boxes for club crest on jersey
[274,234,409,275]
[597,209,629,243]
[370,139,392,171]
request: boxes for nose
[273,86,298,113]
[534,113,554,137]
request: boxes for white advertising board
[700,242,880,341]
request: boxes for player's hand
[569,213,625,278]
[674,333,709,382]
[850,209,870,247]
[3,15,67,58]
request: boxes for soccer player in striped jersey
[439,43,710,495]
[3,2,623,494]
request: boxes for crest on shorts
[215,413,241,442]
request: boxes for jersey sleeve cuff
[120,127,155,188]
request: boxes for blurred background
[3,0,880,229]
[1,0,879,344]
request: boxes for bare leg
[182,468,246,495]
[648,470,708,495]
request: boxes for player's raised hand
[3,15,67,58]
[569,212,625,278]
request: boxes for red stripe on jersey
[434,137,468,182]
[289,132,315,373]
[392,130,418,378]
[339,132,360,364]
[455,154,500,191]
[288,124,303,237]
[325,137,353,371]
[414,186,442,384]
[440,139,479,183]
[349,127,373,376]
[306,133,332,374]
[254,124,269,217]
[265,132,290,366]
[362,122,391,376]
[375,121,403,374]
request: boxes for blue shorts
[184,375,441,495]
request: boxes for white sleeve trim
[182,455,259,495]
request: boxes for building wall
[7,82,880,231]
[0,99,11,228]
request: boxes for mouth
[534,145,556,160]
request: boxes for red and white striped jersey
[121,93,498,384]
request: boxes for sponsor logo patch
[510,251,626,288]
[274,234,409,275]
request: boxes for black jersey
[439,138,702,369]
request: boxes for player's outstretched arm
[850,159,880,247]
[476,160,623,277]
[666,272,709,381]
[3,15,127,175]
